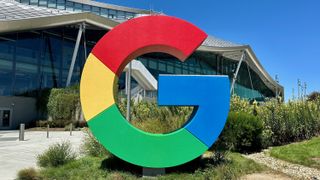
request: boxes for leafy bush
[226,95,320,148]
[117,100,193,133]
[37,141,76,167]
[47,88,79,121]
[81,128,110,157]
[257,98,320,145]
[35,85,81,127]
[216,112,264,153]
[230,95,252,114]
[17,168,40,180]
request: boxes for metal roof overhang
[68,0,151,14]
[0,13,283,97]
[198,45,284,96]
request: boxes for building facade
[0,0,283,129]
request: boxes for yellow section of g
[80,53,117,121]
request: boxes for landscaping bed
[33,153,265,180]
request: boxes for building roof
[202,35,241,48]
[0,0,118,32]
[68,0,150,14]
[0,0,74,21]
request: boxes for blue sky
[100,0,320,100]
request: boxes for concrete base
[142,168,165,177]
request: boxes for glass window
[125,12,134,19]
[30,0,39,5]
[40,31,63,88]
[117,11,125,19]
[108,9,116,19]
[39,0,47,7]
[0,37,14,96]
[158,61,166,72]
[167,65,174,73]
[14,32,41,96]
[83,4,90,12]
[101,8,108,17]
[14,62,39,96]
[16,32,40,65]
[57,0,65,10]
[92,6,100,15]
[66,1,73,11]
[149,60,157,70]
[175,62,182,74]
[20,0,29,4]
[48,0,56,8]
[74,3,82,12]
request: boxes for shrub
[37,141,76,167]
[228,95,320,147]
[258,99,320,145]
[17,167,40,180]
[47,88,79,121]
[216,112,264,153]
[230,95,252,114]
[81,128,110,157]
[36,85,81,127]
[117,100,193,133]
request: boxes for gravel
[244,150,320,180]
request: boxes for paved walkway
[244,150,320,180]
[0,130,84,180]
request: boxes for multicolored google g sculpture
[80,15,230,168]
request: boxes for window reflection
[0,38,14,96]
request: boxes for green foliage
[230,95,252,114]
[47,88,79,121]
[258,98,320,145]
[228,95,320,147]
[81,128,110,157]
[36,84,80,127]
[117,100,193,133]
[117,95,320,149]
[39,152,264,180]
[17,168,41,180]
[37,141,76,167]
[216,112,264,153]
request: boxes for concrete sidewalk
[0,130,84,180]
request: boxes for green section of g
[87,104,208,168]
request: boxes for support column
[230,51,246,94]
[83,23,87,59]
[66,23,84,87]
[126,62,132,121]
[143,168,165,177]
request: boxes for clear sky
[100,0,320,100]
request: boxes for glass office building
[0,30,278,100]
[0,0,283,129]
[0,27,104,96]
